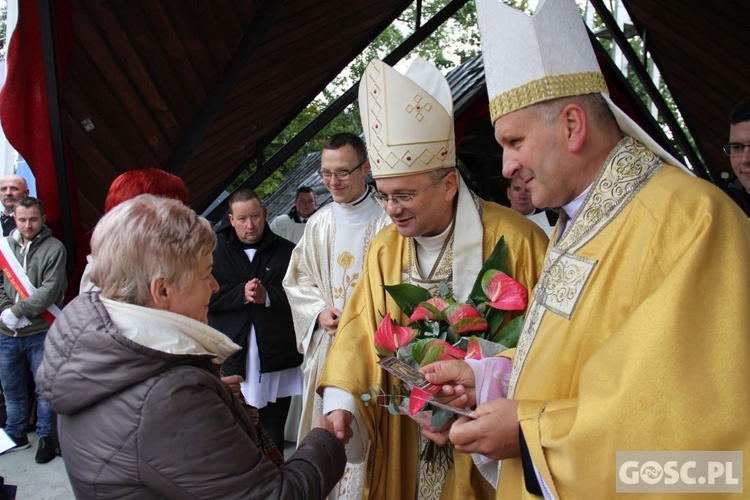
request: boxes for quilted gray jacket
[37,293,345,499]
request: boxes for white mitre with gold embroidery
[358,57,455,178]
[475,0,687,170]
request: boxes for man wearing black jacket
[208,189,302,451]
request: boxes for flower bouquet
[361,237,528,469]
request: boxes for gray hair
[532,94,616,130]
[427,167,456,181]
[90,194,216,305]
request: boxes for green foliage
[400,1,480,70]
[485,307,508,340]
[384,283,432,316]
[490,315,524,346]
[411,338,434,364]
[419,342,445,367]
[237,0,542,197]
[468,237,509,304]
[361,384,408,416]
[430,408,452,427]
[251,102,363,198]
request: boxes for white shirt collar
[561,184,593,221]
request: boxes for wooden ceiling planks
[137,2,213,99]
[64,0,408,229]
[179,1,411,207]
[63,0,747,228]
[71,1,175,164]
[107,3,198,129]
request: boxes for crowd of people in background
[1,0,748,498]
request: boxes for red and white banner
[0,237,60,325]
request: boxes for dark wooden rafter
[205,0,470,220]
[166,0,286,175]
[587,0,711,180]
[38,0,76,273]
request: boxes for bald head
[0,175,29,214]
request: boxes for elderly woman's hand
[321,410,353,444]
[221,375,243,399]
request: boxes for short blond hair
[90,194,216,305]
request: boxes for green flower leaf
[424,319,441,337]
[420,343,445,366]
[411,338,434,364]
[490,315,524,347]
[485,307,508,339]
[469,237,509,304]
[444,325,459,344]
[384,283,432,316]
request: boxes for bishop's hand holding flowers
[363,238,528,468]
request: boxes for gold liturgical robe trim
[497,138,750,499]
[319,199,548,500]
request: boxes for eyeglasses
[319,160,366,180]
[373,172,451,208]
[722,143,750,157]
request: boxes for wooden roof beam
[39,0,76,274]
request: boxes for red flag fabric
[0,0,84,301]
[0,0,74,236]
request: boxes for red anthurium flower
[481,269,528,311]
[409,297,451,323]
[409,387,433,415]
[464,336,484,360]
[445,303,488,335]
[374,313,417,356]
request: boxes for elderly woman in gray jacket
[37,194,346,499]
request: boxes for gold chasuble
[497,138,750,498]
[319,199,547,499]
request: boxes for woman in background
[79,167,190,294]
